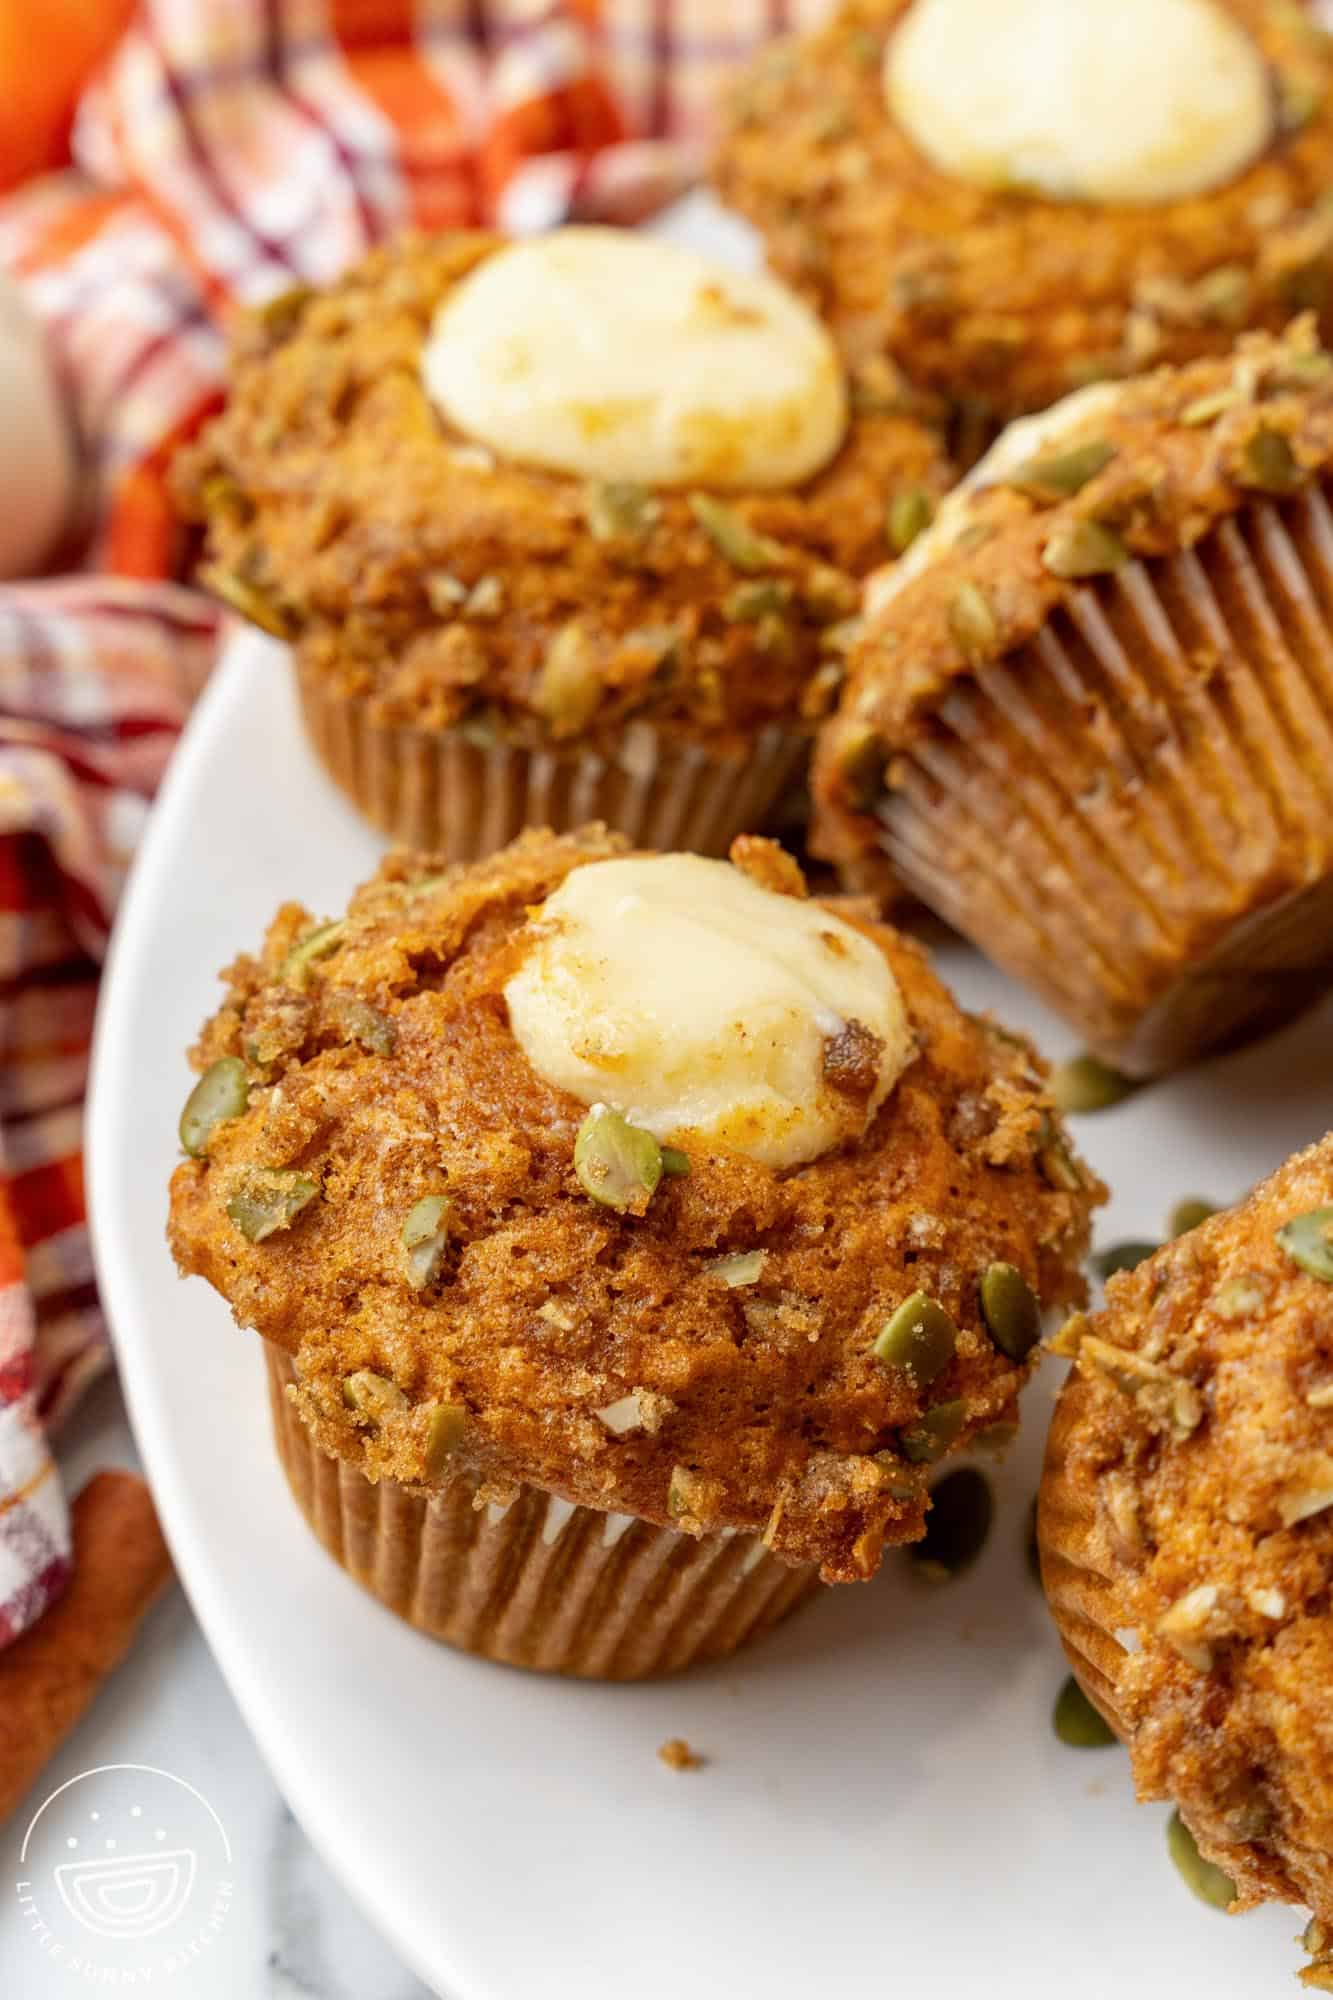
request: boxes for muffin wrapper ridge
[265,1346,821,1680]
[296,659,809,862]
[1037,1373,1132,1740]
[872,485,1333,1075]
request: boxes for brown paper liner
[264,1346,820,1680]
[874,486,1333,1075]
[297,661,809,861]
[1037,1372,1131,1740]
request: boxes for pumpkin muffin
[175,228,950,860]
[167,826,1099,1680]
[812,319,1333,1075]
[714,0,1333,432]
[1039,1135,1333,1970]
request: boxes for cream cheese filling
[504,854,911,1171]
[421,227,848,492]
[887,0,1273,207]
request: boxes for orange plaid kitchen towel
[0,0,830,1652]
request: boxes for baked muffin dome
[1040,1135,1333,1945]
[812,321,1333,1074]
[714,0,1333,424]
[174,230,950,858]
[167,827,1100,1588]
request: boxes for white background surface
[74,628,1333,2000]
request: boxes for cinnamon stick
[0,1469,174,1826]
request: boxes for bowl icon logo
[55,1840,197,1940]
[14,1763,234,1987]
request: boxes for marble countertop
[1,1375,437,2000]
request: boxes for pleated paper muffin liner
[873,484,1333,1075]
[1036,1371,1132,1740]
[264,1345,821,1681]
[297,662,809,862]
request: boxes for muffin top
[713,0,1333,418]
[167,827,1100,1583]
[1047,1135,1333,1920]
[174,230,950,753]
[812,320,1333,878]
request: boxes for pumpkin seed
[1050,1053,1136,1115]
[1042,519,1129,580]
[179,1057,249,1157]
[724,579,794,623]
[1093,1240,1160,1281]
[208,568,291,637]
[1181,388,1242,426]
[688,494,784,573]
[585,481,660,545]
[343,1369,409,1421]
[1280,69,1325,131]
[401,1194,452,1290]
[1166,1809,1236,1911]
[1169,1197,1216,1238]
[1053,1675,1117,1748]
[1241,427,1301,493]
[910,1465,992,1577]
[1008,440,1115,502]
[422,1401,468,1476]
[948,582,997,661]
[886,486,934,554]
[1194,266,1251,327]
[1278,1207,1333,1281]
[281,920,344,985]
[226,1166,318,1242]
[979,1262,1041,1361]
[1039,1125,1085,1191]
[660,1146,691,1178]
[901,1398,967,1464]
[803,564,859,622]
[574,1105,663,1213]
[534,619,602,732]
[872,1292,957,1387]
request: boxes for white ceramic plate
[89,629,1333,2000]
[88,195,1333,2000]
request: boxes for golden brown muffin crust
[174,234,951,755]
[167,828,1100,1583]
[812,321,1333,877]
[1042,1136,1333,1925]
[714,0,1333,422]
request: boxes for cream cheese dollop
[865,380,1125,618]
[887,0,1273,206]
[503,855,912,1170]
[421,227,848,491]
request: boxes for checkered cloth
[0,0,828,1655]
